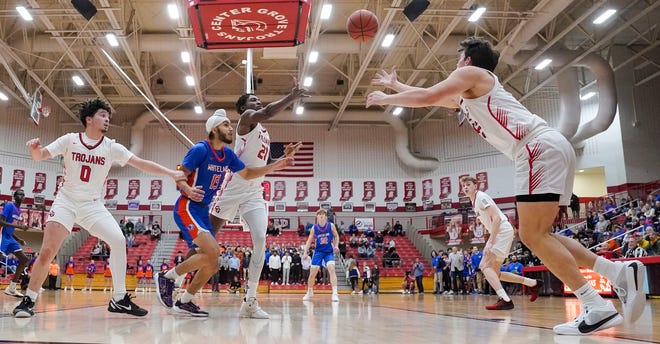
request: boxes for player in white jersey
[14,98,186,318]
[367,37,645,335]
[461,176,541,310]
[209,83,307,318]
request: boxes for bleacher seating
[72,234,158,274]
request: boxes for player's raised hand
[274,157,294,169]
[366,91,388,108]
[290,76,310,99]
[26,138,41,149]
[371,67,398,89]
[284,142,303,158]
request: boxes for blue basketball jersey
[314,222,334,253]
[180,140,245,205]
[1,202,20,238]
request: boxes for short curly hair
[235,93,255,114]
[458,37,500,72]
[79,98,111,127]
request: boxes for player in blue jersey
[302,209,340,302]
[0,189,33,297]
[155,109,292,316]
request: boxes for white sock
[574,283,607,308]
[332,286,338,294]
[307,287,313,294]
[522,278,537,287]
[593,256,621,282]
[174,274,186,288]
[26,289,38,301]
[113,292,126,302]
[165,269,181,280]
[496,288,511,302]
[8,281,17,290]
[181,291,195,303]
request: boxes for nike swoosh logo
[630,262,639,291]
[578,313,619,333]
[113,302,132,310]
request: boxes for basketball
[347,9,379,42]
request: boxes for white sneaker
[553,301,623,335]
[613,260,646,323]
[351,291,356,295]
[4,288,24,298]
[331,293,339,302]
[239,297,270,319]
[302,292,313,301]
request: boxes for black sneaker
[155,272,174,308]
[108,293,148,316]
[13,296,35,318]
[173,299,209,317]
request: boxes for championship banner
[295,181,308,201]
[126,179,140,200]
[340,181,353,201]
[104,179,118,199]
[445,214,464,246]
[457,174,469,197]
[148,179,162,200]
[54,175,63,196]
[11,169,25,190]
[33,172,46,193]
[384,181,397,202]
[476,171,489,191]
[273,180,286,201]
[262,181,271,201]
[439,177,451,199]
[421,179,432,201]
[362,181,375,201]
[404,181,416,202]
[317,181,330,201]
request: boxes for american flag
[267,141,314,177]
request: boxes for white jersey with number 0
[472,191,512,234]
[220,122,270,194]
[46,133,133,201]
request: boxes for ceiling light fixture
[72,75,85,86]
[320,4,332,20]
[393,107,403,115]
[296,105,304,115]
[105,33,119,47]
[194,105,203,114]
[0,91,8,101]
[303,77,313,87]
[381,34,395,48]
[16,6,33,21]
[167,3,179,19]
[181,51,191,63]
[534,59,552,70]
[308,51,319,63]
[185,75,195,86]
[468,7,486,22]
[593,9,616,24]
[580,92,596,100]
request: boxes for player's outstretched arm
[25,138,52,162]
[236,157,294,180]
[126,156,186,182]
[371,67,420,93]
[245,78,309,123]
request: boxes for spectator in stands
[266,219,276,236]
[174,251,185,266]
[364,227,375,238]
[361,262,372,294]
[349,234,358,248]
[374,231,384,250]
[366,244,375,258]
[371,264,380,294]
[118,219,126,235]
[301,252,311,284]
[281,251,292,285]
[268,250,281,285]
[126,232,135,248]
[412,258,425,293]
[336,221,346,236]
[134,220,145,235]
[357,243,367,258]
[48,258,60,290]
[338,238,347,260]
[150,221,161,241]
[622,234,647,258]
[242,251,251,281]
[383,247,401,268]
[382,222,391,237]
[290,250,301,284]
[160,259,170,273]
[643,227,659,256]
[388,238,396,250]
[569,193,580,219]
[449,247,464,294]
[431,250,441,294]
[124,220,134,235]
[393,221,403,236]
[90,241,103,260]
[595,215,610,234]
[348,261,359,294]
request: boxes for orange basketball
[347,9,379,42]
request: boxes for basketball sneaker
[485,298,514,310]
[302,291,313,301]
[13,296,35,318]
[612,260,646,323]
[239,297,270,319]
[528,279,543,302]
[155,272,175,308]
[4,287,24,298]
[174,300,208,317]
[108,293,148,317]
[553,301,622,335]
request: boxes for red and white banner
[457,174,469,197]
[340,181,353,201]
[404,181,416,202]
[104,179,118,199]
[11,169,25,190]
[317,181,330,201]
[564,269,613,296]
[273,181,286,201]
[384,181,397,202]
[126,179,140,200]
[0,167,3,184]
[148,179,162,200]
[422,179,434,201]
[476,171,489,191]
[54,175,63,196]
[33,172,46,193]
[295,181,308,201]
[439,177,451,199]
[262,181,271,201]
[362,181,375,201]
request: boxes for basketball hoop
[29,88,44,126]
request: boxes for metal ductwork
[382,114,441,172]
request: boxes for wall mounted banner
[457,174,469,197]
[262,181,271,201]
[54,175,63,196]
[318,181,330,201]
[11,169,25,190]
[295,181,308,201]
[404,181,417,202]
[476,171,489,191]
[340,181,353,201]
[104,179,118,199]
[33,172,46,193]
[126,179,140,199]
[439,176,451,199]
[363,181,375,201]
[421,179,432,201]
[149,179,162,200]
[273,180,286,201]
[384,181,397,202]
